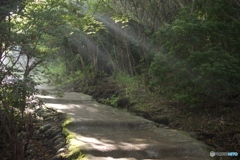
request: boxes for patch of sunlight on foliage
[115,73,137,86]
[115,73,140,94]
[62,127,75,143]
[115,73,145,103]
[68,145,85,160]
[62,117,86,159]
[31,66,49,83]
[49,61,66,75]
[47,58,85,87]
[133,103,152,112]
[62,117,73,128]
[62,117,74,141]
[46,61,66,86]
[53,90,64,97]
[101,96,119,107]
[65,70,85,85]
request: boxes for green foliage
[111,14,130,28]
[46,60,66,85]
[45,56,87,89]
[0,74,37,159]
[102,96,119,107]
[0,0,65,158]
[116,73,139,97]
[64,70,85,86]
[62,117,85,159]
[114,73,151,108]
[150,1,240,105]
[82,15,106,35]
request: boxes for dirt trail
[36,84,212,160]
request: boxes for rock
[116,97,130,108]
[54,142,65,151]
[23,102,68,159]
[57,148,65,154]
[45,128,62,139]
[44,128,54,138]
[51,154,63,160]
[39,123,52,133]
[51,128,62,137]
[53,134,63,142]
[54,137,65,145]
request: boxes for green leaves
[111,14,130,28]
[149,1,240,106]
[82,15,105,35]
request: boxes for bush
[149,2,240,106]
[0,71,37,160]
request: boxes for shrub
[149,2,240,106]
[0,71,37,160]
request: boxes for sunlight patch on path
[36,85,212,160]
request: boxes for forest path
[36,84,212,160]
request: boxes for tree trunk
[77,47,89,80]
[123,28,134,75]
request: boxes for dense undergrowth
[0,73,35,160]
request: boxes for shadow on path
[36,84,212,160]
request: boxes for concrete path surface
[36,84,212,160]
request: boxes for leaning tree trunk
[77,47,89,81]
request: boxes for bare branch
[222,10,240,24]
[234,0,240,7]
